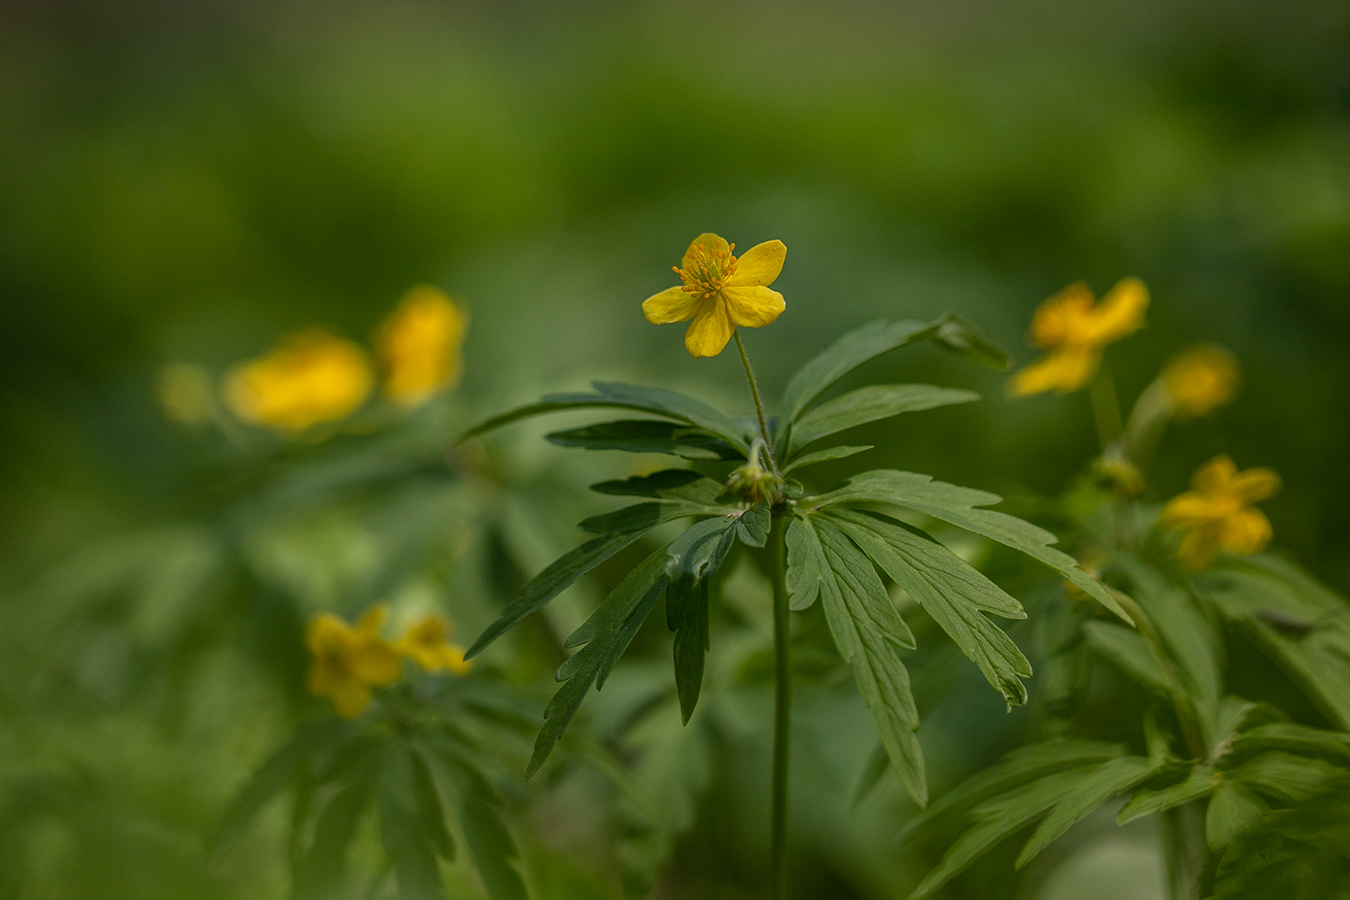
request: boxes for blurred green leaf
[379,743,451,900]
[1118,766,1215,824]
[788,384,978,455]
[547,420,742,460]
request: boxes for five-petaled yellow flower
[643,233,787,358]
[1010,278,1149,395]
[397,614,472,675]
[378,286,468,408]
[1161,455,1280,570]
[306,606,403,718]
[1162,344,1240,419]
[226,329,373,431]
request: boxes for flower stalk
[769,513,792,900]
[734,330,781,477]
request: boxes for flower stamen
[675,242,738,300]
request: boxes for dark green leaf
[785,515,828,611]
[1118,767,1215,824]
[378,744,450,900]
[827,509,1030,706]
[933,314,1013,370]
[1206,781,1267,850]
[1015,755,1156,867]
[665,518,738,723]
[466,528,654,659]
[533,552,670,775]
[809,469,1131,623]
[734,504,771,548]
[577,502,666,535]
[590,470,709,498]
[461,380,750,451]
[1225,752,1345,804]
[292,745,380,900]
[1083,621,1169,697]
[789,384,978,454]
[782,445,873,474]
[1229,723,1350,762]
[548,420,742,460]
[815,519,924,805]
[213,719,354,856]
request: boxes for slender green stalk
[734,330,781,475]
[769,514,792,899]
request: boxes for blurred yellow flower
[378,286,468,408]
[225,330,372,431]
[643,233,787,358]
[157,362,214,425]
[397,614,472,676]
[1010,278,1149,395]
[306,605,403,718]
[1161,455,1280,569]
[1162,344,1240,418]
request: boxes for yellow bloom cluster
[226,330,374,431]
[644,233,787,358]
[1161,344,1240,418]
[1011,278,1149,395]
[220,286,467,433]
[1161,455,1279,569]
[378,285,468,408]
[306,605,471,718]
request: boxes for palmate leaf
[529,551,670,776]
[590,469,715,499]
[378,743,453,900]
[665,517,739,723]
[461,380,751,452]
[826,508,1031,706]
[787,384,979,456]
[1083,620,1169,697]
[782,444,873,474]
[910,754,1156,899]
[548,420,743,460]
[1118,767,1215,824]
[810,517,925,805]
[292,736,384,900]
[785,515,828,611]
[808,469,1132,623]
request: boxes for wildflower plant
[902,280,1350,900]
[460,234,1128,897]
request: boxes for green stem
[734,330,781,476]
[770,514,792,899]
[1089,363,1124,453]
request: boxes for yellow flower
[1161,455,1280,569]
[643,233,787,358]
[377,286,468,408]
[397,614,472,676]
[157,362,215,425]
[1161,344,1240,418]
[306,605,403,718]
[225,330,373,431]
[1010,278,1149,395]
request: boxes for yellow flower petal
[331,681,372,719]
[1192,455,1239,496]
[1162,345,1239,418]
[225,330,372,432]
[1029,282,1095,348]
[684,299,734,358]
[1221,508,1273,555]
[726,240,786,288]
[356,604,390,636]
[1082,277,1148,344]
[643,285,703,324]
[352,639,403,686]
[1233,467,1281,504]
[1178,527,1220,570]
[1161,492,1222,527]
[378,286,468,408]
[1009,346,1100,395]
[722,285,786,328]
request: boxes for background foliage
[2,1,1348,898]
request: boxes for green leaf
[590,469,712,499]
[213,719,354,856]
[788,384,978,454]
[292,741,380,900]
[665,518,738,723]
[548,420,742,460]
[1083,621,1169,697]
[734,504,771,548]
[1225,752,1345,804]
[1229,723,1350,762]
[809,469,1131,623]
[462,381,750,450]
[782,445,873,474]
[466,527,655,659]
[378,744,450,900]
[785,515,828,611]
[1118,767,1215,824]
[420,743,529,900]
[826,509,1031,706]
[1015,755,1157,867]
[531,552,670,776]
[577,502,667,535]
[1206,781,1267,850]
[814,519,924,805]
[932,314,1013,370]
[777,319,942,434]
[911,755,1151,899]
[899,740,1126,845]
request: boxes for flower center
[674,242,738,300]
